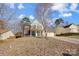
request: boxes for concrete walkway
[53,36,79,44]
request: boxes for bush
[56,33,79,36]
[15,32,23,38]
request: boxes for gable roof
[64,24,72,28]
[63,23,77,28]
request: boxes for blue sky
[9,3,79,24]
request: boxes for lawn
[56,33,79,39]
[67,35,79,39]
[0,37,79,56]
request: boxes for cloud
[52,3,66,10]
[63,13,72,17]
[29,15,35,22]
[59,13,72,17]
[52,3,79,13]
[70,3,79,14]
[70,3,78,11]
[51,3,79,18]
[29,15,35,20]
[18,14,25,19]
[9,3,15,9]
[18,4,24,10]
[51,3,79,16]
[52,18,59,22]
[51,3,68,14]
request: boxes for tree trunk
[44,29,47,39]
[29,25,32,37]
[22,25,25,37]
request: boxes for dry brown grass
[0,37,78,56]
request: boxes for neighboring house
[76,25,79,32]
[64,24,78,33]
[55,26,66,35]
[0,20,15,40]
[55,24,79,35]
[0,29,15,40]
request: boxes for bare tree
[0,3,17,30]
[0,4,8,18]
[35,3,53,38]
[0,4,14,20]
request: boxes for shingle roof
[63,24,72,28]
[0,29,8,34]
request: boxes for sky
[8,3,79,24]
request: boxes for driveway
[53,36,79,44]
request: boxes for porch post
[40,31,41,37]
[35,30,38,37]
[30,30,32,37]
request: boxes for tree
[0,3,17,29]
[55,18,64,27]
[0,4,16,20]
[35,3,53,38]
[0,4,8,18]
[21,17,31,36]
